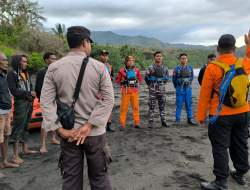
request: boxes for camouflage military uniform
[145,64,169,122]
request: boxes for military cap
[67,26,94,43]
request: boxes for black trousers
[59,133,112,190]
[208,112,250,181]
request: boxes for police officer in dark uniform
[145,51,169,128]
[172,53,196,125]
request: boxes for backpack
[205,58,249,126]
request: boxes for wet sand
[1,74,250,190]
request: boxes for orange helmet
[124,55,135,64]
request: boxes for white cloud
[34,0,250,46]
[236,36,245,47]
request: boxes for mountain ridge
[91,31,219,50]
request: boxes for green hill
[170,43,216,50]
[91,31,217,50]
[92,31,249,53]
[91,31,172,48]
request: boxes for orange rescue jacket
[196,45,250,121]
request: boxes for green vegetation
[0,43,14,63]
[51,23,66,39]
[0,0,46,31]
[27,52,44,72]
[0,0,68,73]
[0,0,247,74]
[91,44,217,72]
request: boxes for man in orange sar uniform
[197,31,250,190]
[116,56,142,131]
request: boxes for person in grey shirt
[40,26,114,190]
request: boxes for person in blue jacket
[172,54,196,125]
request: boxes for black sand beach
[0,73,249,190]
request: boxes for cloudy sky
[35,0,249,47]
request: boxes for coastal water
[167,68,201,77]
[193,68,201,77]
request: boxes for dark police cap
[67,26,94,43]
[218,34,236,48]
[99,50,109,56]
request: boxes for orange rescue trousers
[120,92,139,126]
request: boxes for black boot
[188,118,197,125]
[200,180,228,190]
[230,168,246,185]
[174,121,180,126]
[135,125,141,128]
[106,122,115,132]
[148,121,153,128]
[162,121,170,127]
[119,126,125,131]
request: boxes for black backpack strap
[71,56,89,107]
[211,89,219,99]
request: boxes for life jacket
[148,65,168,84]
[176,65,191,85]
[205,58,249,126]
[106,63,111,74]
[123,67,138,87]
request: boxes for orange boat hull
[10,98,43,129]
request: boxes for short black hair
[179,53,187,58]
[218,34,236,54]
[207,54,216,59]
[67,35,89,49]
[154,51,162,57]
[218,46,235,54]
[43,52,55,61]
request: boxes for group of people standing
[103,50,197,132]
[0,25,250,190]
[0,53,39,176]
[0,51,61,178]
